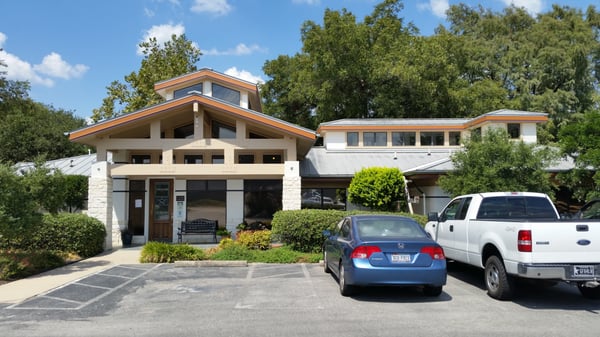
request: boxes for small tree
[348,167,407,211]
[438,128,558,198]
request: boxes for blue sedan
[323,214,447,296]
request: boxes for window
[131,155,151,164]
[347,132,358,146]
[174,123,194,139]
[363,132,387,146]
[186,180,226,226]
[263,154,282,164]
[339,219,351,239]
[508,123,520,139]
[212,83,240,105]
[420,132,444,146]
[471,127,482,140]
[212,155,224,164]
[302,188,346,210]
[441,199,462,221]
[238,154,254,164]
[392,132,416,146]
[449,132,461,146]
[173,83,203,99]
[244,180,282,221]
[184,155,203,164]
[212,121,236,139]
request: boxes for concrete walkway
[0,246,143,304]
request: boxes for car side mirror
[322,230,332,237]
[427,212,439,222]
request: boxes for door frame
[149,179,174,242]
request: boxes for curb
[174,260,248,267]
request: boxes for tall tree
[91,34,202,121]
[438,128,558,198]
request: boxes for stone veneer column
[87,162,114,250]
[282,161,301,210]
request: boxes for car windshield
[356,218,425,239]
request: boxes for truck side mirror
[427,212,439,222]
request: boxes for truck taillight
[420,246,445,260]
[350,246,381,259]
[518,230,532,252]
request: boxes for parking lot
[1,262,599,337]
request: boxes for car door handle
[449,225,454,232]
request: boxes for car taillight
[420,246,445,260]
[350,246,381,259]
[518,230,532,252]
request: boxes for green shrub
[254,246,321,263]
[236,230,272,250]
[272,209,427,253]
[209,243,255,261]
[24,213,106,258]
[140,242,206,263]
[0,250,65,280]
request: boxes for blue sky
[0,0,596,121]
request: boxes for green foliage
[21,213,106,258]
[235,230,272,250]
[0,250,65,281]
[438,128,559,198]
[208,243,255,261]
[348,167,407,211]
[92,34,202,121]
[558,110,600,201]
[208,244,321,263]
[140,242,206,263]
[271,209,424,253]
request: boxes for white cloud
[224,67,264,84]
[0,49,54,87]
[144,7,155,18]
[500,0,543,14]
[191,0,232,16]
[33,52,89,79]
[417,0,449,18]
[292,0,321,5]
[203,43,266,56]
[137,23,199,55]
[0,32,6,48]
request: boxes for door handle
[449,225,454,232]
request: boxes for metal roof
[15,153,97,177]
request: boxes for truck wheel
[484,256,514,300]
[578,283,600,300]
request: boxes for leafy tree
[558,110,600,201]
[62,175,88,213]
[348,167,407,211]
[92,34,202,121]
[438,128,558,197]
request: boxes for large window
[174,83,203,99]
[449,132,461,146]
[364,132,387,146]
[508,123,521,139]
[186,180,226,226]
[301,188,346,210]
[174,123,194,139]
[131,155,151,164]
[184,155,203,164]
[347,132,358,146]
[212,121,236,139]
[420,132,444,146]
[212,83,240,105]
[263,154,282,164]
[392,132,416,146]
[244,180,282,221]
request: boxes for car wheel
[338,263,355,296]
[323,251,331,274]
[578,283,600,300]
[423,285,443,297]
[484,255,514,300]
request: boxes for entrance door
[149,179,173,242]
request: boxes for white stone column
[282,161,301,210]
[87,162,114,250]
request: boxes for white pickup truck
[425,192,600,300]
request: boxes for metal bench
[177,218,218,243]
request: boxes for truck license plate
[573,265,595,277]
[391,254,411,263]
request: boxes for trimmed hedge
[140,242,206,263]
[271,209,427,253]
[24,213,106,258]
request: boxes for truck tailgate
[529,220,600,263]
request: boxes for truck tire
[484,256,514,300]
[578,283,600,300]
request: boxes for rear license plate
[573,265,595,277]
[391,254,411,263]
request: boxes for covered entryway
[149,179,173,242]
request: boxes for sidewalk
[0,246,143,304]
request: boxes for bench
[177,218,218,243]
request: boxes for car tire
[484,255,514,300]
[338,263,355,296]
[423,285,443,297]
[323,251,331,274]
[578,283,600,300]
